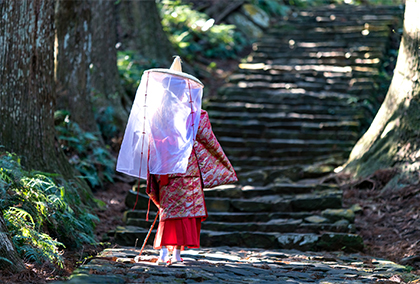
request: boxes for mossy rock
[241,4,270,29]
[316,233,364,251]
[322,208,355,222]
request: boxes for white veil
[116,58,203,179]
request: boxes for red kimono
[146,110,237,250]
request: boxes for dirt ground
[338,170,420,275]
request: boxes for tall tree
[1,0,61,174]
[344,0,420,184]
[0,0,91,188]
[55,0,99,133]
[0,0,58,272]
[90,0,130,135]
[117,0,174,66]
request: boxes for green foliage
[253,0,291,16]
[94,106,119,143]
[55,110,116,188]
[117,51,159,99]
[0,152,99,267]
[159,0,248,60]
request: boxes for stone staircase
[111,4,403,251]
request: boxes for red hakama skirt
[154,217,201,251]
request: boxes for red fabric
[154,217,201,251]
[159,175,169,186]
[194,110,238,188]
[157,152,206,221]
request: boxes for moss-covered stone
[241,4,270,29]
[205,197,232,212]
[226,12,264,39]
[317,233,364,251]
[322,208,355,222]
[125,189,155,211]
[305,215,329,224]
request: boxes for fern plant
[0,151,99,267]
[55,110,116,188]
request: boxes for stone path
[112,4,404,251]
[55,246,420,283]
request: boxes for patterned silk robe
[146,110,237,221]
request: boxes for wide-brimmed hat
[146,56,204,87]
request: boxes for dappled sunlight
[237,81,295,89]
[239,62,356,73]
[294,65,352,72]
[238,62,266,70]
[380,118,400,139]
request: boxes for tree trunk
[55,0,99,133]
[0,212,25,272]
[90,0,130,137]
[344,0,420,183]
[117,0,174,66]
[0,0,92,200]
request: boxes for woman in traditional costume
[117,57,237,265]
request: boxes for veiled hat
[117,56,204,179]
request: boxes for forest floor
[339,169,420,275]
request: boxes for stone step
[236,62,380,76]
[262,28,390,39]
[249,50,384,61]
[203,219,354,234]
[205,182,339,198]
[288,11,400,19]
[124,189,342,214]
[210,94,361,109]
[255,37,389,50]
[222,80,374,94]
[124,206,357,224]
[236,67,381,81]
[227,73,376,87]
[293,5,402,14]
[217,137,356,149]
[227,154,350,169]
[223,147,351,160]
[211,119,360,132]
[111,226,363,251]
[124,218,353,234]
[283,19,398,29]
[123,210,322,223]
[211,95,377,118]
[212,127,359,140]
[206,100,365,116]
[209,111,360,124]
[205,189,342,213]
[268,23,390,34]
[219,88,364,103]
[262,30,389,42]
[253,43,387,55]
[245,56,383,68]
[203,231,364,251]
[235,162,340,178]
[288,11,402,22]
